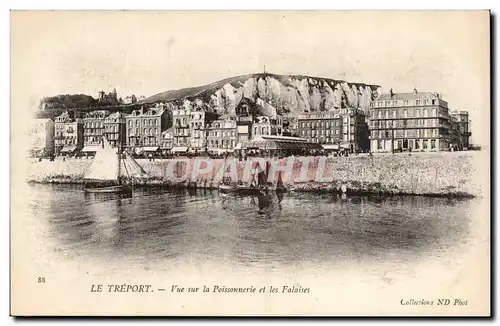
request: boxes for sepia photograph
[10,10,490,316]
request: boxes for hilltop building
[97,88,120,106]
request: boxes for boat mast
[117,135,122,185]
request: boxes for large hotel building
[368,89,466,152]
[297,108,370,153]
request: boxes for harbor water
[24,183,481,270]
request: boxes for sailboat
[83,137,148,194]
[236,161,265,194]
[267,170,287,192]
[218,158,237,193]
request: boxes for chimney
[413,88,418,95]
[389,88,394,97]
[436,93,440,99]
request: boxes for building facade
[369,89,452,152]
[125,105,172,151]
[54,111,84,156]
[172,106,193,148]
[450,110,471,150]
[160,127,174,151]
[103,112,126,149]
[189,110,219,150]
[28,118,55,157]
[252,115,284,138]
[297,108,369,152]
[235,97,284,141]
[82,110,110,155]
[207,119,237,152]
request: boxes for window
[392,110,396,118]
[423,109,428,117]
[144,128,147,134]
[432,99,436,105]
[404,110,408,118]
[431,139,436,149]
[392,101,397,106]
[385,111,389,119]
[416,109,420,117]
[128,121,132,126]
[403,100,409,106]
[432,108,437,116]
[335,130,339,135]
[155,128,158,134]
[416,100,421,105]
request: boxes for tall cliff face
[143,73,381,117]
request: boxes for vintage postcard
[10,10,490,316]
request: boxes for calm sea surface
[24,183,477,272]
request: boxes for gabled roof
[377,92,441,101]
[161,127,174,134]
[235,97,279,118]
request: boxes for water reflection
[28,184,473,268]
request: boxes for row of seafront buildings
[295,88,471,153]
[28,97,292,157]
[28,88,472,158]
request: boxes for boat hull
[266,185,287,192]
[84,185,132,194]
[236,185,262,194]
[218,184,237,193]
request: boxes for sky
[11,11,490,145]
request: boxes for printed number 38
[38,277,46,283]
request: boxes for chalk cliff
[142,73,381,117]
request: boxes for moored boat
[218,183,237,193]
[236,184,262,194]
[83,138,148,194]
[265,171,287,192]
[84,184,132,194]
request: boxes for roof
[84,110,110,119]
[377,92,441,101]
[241,139,322,150]
[129,107,166,117]
[255,135,308,142]
[236,97,280,118]
[107,112,126,118]
[171,146,188,152]
[162,127,174,134]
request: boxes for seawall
[25,151,486,198]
